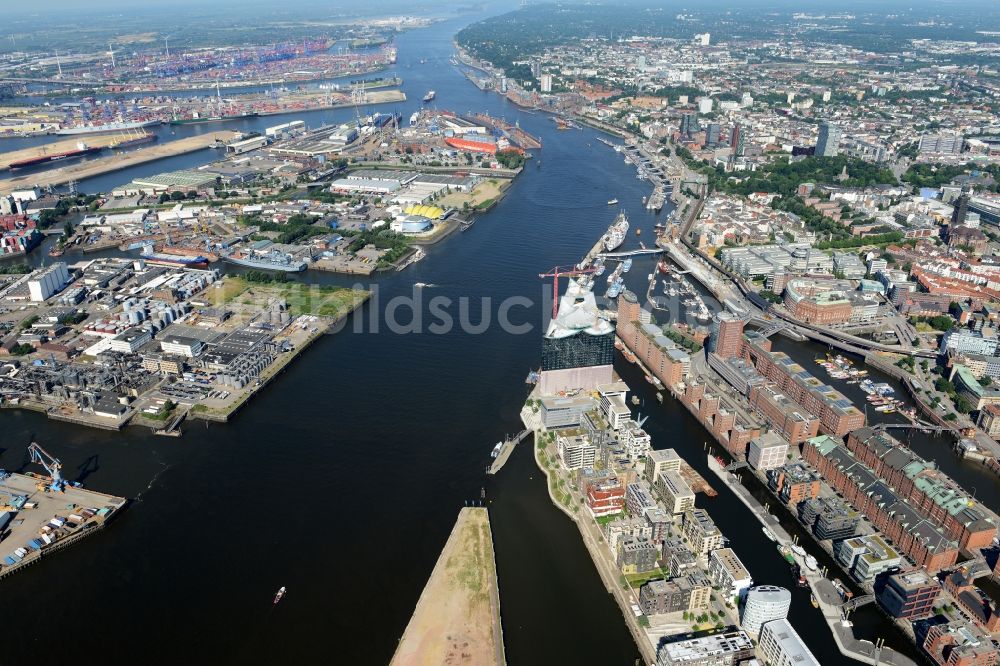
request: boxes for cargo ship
[422,90,436,103]
[141,245,209,269]
[55,120,160,136]
[223,249,307,273]
[444,136,498,155]
[169,112,259,126]
[109,132,158,149]
[603,211,629,252]
[7,142,103,171]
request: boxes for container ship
[422,90,436,103]
[603,211,629,252]
[169,112,259,126]
[55,120,160,136]
[7,142,103,171]
[223,250,307,273]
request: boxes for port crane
[27,443,65,492]
[539,265,598,320]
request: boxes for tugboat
[273,586,286,604]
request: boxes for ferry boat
[762,527,777,541]
[422,90,436,103]
[491,442,503,458]
[778,544,796,565]
[603,211,629,252]
[273,586,286,604]
[607,198,619,205]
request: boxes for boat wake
[134,462,173,503]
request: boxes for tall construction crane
[539,265,598,320]
[27,443,65,492]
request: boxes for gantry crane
[538,265,598,320]
[27,442,65,493]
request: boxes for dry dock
[0,131,239,195]
[0,472,127,580]
[391,507,505,666]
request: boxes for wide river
[2,6,997,665]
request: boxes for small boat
[622,258,633,273]
[607,198,619,205]
[811,593,819,609]
[797,575,808,588]
[805,555,818,572]
[762,527,777,542]
[631,396,640,405]
[274,586,286,604]
[623,350,637,364]
[491,442,503,458]
[791,544,805,557]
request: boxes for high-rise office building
[680,113,699,138]
[706,123,721,146]
[816,121,841,157]
[952,185,972,227]
[708,312,744,358]
[730,123,744,156]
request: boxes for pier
[488,429,531,475]
[0,472,127,581]
[0,132,240,195]
[390,507,505,666]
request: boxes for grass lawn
[437,178,509,209]
[595,513,624,527]
[626,566,670,588]
[209,276,369,318]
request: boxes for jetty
[488,429,531,475]
[390,507,505,666]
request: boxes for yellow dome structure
[404,204,445,220]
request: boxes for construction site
[0,444,127,580]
